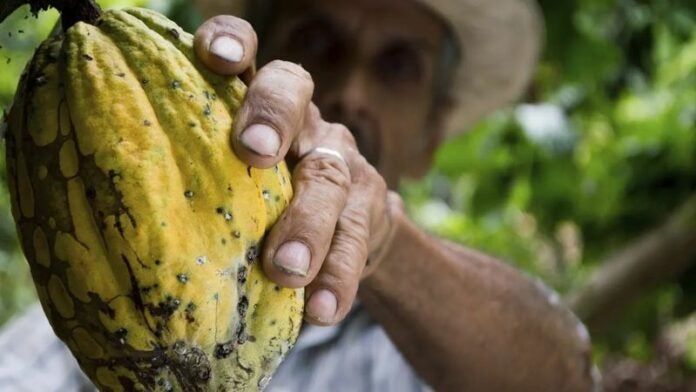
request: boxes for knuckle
[267,60,314,90]
[329,123,357,148]
[209,15,251,32]
[349,153,383,189]
[295,155,351,192]
[370,165,388,193]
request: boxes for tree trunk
[567,195,696,330]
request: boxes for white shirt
[0,303,428,391]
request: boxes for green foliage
[403,0,696,365]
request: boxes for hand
[195,16,402,326]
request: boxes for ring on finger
[307,147,347,166]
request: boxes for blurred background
[0,0,694,390]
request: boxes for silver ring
[309,147,346,165]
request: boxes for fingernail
[273,241,310,276]
[307,289,337,323]
[210,35,244,63]
[241,124,281,157]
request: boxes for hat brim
[193,0,543,136]
[421,0,543,135]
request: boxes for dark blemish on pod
[184,190,194,198]
[154,322,164,338]
[247,335,257,342]
[247,166,252,177]
[216,207,224,214]
[177,274,188,284]
[82,54,93,61]
[221,238,227,245]
[270,319,277,326]
[157,379,174,392]
[114,218,124,235]
[143,120,152,126]
[151,352,166,366]
[214,341,235,359]
[171,80,181,89]
[116,72,126,78]
[237,266,247,284]
[246,246,258,263]
[233,231,241,239]
[160,222,167,227]
[34,74,47,86]
[169,28,180,39]
[85,185,96,200]
[118,377,135,390]
[94,293,116,319]
[188,121,196,128]
[238,295,249,318]
[262,190,270,200]
[149,295,181,319]
[235,321,247,345]
[114,327,128,345]
[274,165,279,173]
[275,195,281,202]
[274,285,281,292]
[18,30,24,34]
[203,103,212,116]
[196,367,211,382]
[155,259,161,266]
[224,212,233,221]
[141,79,149,85]
[185,302,196,323]
[196,256,207,265]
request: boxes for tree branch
[566,195,696,330]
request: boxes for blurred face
[259,0,450,187]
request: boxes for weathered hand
[195,16,401,326]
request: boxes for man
[0,0,599,390]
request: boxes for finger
[261,146,352,288]
[194,15,257,75]
[232,61,314,168]
[304,182,373,325]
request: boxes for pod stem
[0,0,102,30]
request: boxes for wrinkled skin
[194,0,600,390]
[194,0,447,326]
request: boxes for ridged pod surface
[5,7,303,391]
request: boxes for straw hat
[193,0,543,136]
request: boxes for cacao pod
[4,5,303,391]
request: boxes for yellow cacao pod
[4,6,303,391]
